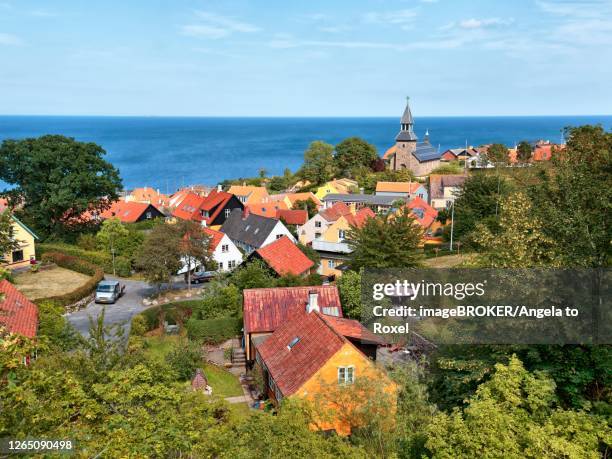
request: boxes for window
[338,366,355,385]
[224,208,231,218]
[315,232,321,239]
[315,221,322,228]
[228,260,237,269]
[328,260,335,268]
[276,234,283,239]
[11,250,24,263]
[145,211,152,219]
[338,230,346,240]
[218,262,224,270]
[221,244,229,253]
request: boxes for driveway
[65,277,154,338]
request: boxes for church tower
[393,97,418,169]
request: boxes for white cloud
[181,11,260,40]
[458,17,514,29]
[363,9,418,25]
[0,32,22,45]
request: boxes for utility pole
[110,236,116,276]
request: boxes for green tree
[165,340,203,380]
[335,137,379,177]
[473,192,560,268]
[301,141,336,184]
[486,143,509,166]
[293,198,319,219]
[0,210,19,258]
[0,135,122,238]
[426,356,611,458]
[230,259,276,291]
[517,140,532,162]
[530,125,611,268]
[450,173,510,243]
[96,217,129,275]
[347,208,423,269]
[177,219,214,289]
[136,222,182,290]
[337,269,363,319]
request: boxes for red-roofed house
[0,279,38,339]
[298,202,353,245]
[276,209,308,226]
[533,144,564,161]
[125,187,170,208]
[172,190,243,226]
[248,236,314,278]
[247,200,289,219]
[243,285,343,360]
[202,227,242,272]
[254,307,394,435]
[100,201,165,223]
[405,196,438,230]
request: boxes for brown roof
[0,280,39,338]
[429,174,468,199]
[243,285,342,334]
[254,236,314,277]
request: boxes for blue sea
[1,116,611,191]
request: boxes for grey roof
[321,194,403,206]
[396,98,418,142]
[413,142,441,162]
[220,208,279,248]
[396,129,418,142]
[401,98,414,124]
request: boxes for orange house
[254,300,393,435]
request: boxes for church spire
[396,96,417,142]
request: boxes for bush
[38,252,104,306]
[138,301,200,333]
[165,341,203,380]
[0,267,14,282]
[185,316,242,344]
[37,243,132,276]
[130,314,148,337]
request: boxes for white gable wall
[261,221,296,248]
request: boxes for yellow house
[1,214,39,270]
[254,308,394,435]
[314,178,358,200]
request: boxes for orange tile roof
[243,285,342,334]
[406,196,438,229]
[320,314,384,345]
[172,192,206,221]
[533,144,564,161]
[129,187,169,207]
[319,202,352,222]
[345,207,375,228]
[276,209,308,226]
[0,279,39,338]
[248,201,289,218]
[255,236,314,277]
[285,192,322,208]
[227,185,269,204]
[100,201,160,223]
[383,145,397,160]
[375,182,423,193]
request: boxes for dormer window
[287,337,300,350]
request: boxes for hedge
[185,316,242,344]
[38,252,105,306]
[37,243,131,277]
[138,300,200,331]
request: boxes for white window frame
[338,365,355,385]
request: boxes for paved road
[66,277,156,338]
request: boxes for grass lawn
[423,253,476,268]
[143,335,243,398]
[13,266,91,300]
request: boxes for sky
[0,0,611,116]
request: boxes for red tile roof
[248,201,289,218]
[256,311,346,396]
[171,192,205,221]
[345,207,375,228]
[255,236,314,277]
[173,190,238,224]
[255,311,382,397]
[276,209,308,225]
[0,280,39,338]
[533,144,564,161]
[319,202,352,222]
[243,285,342,334]
[202,227,225,252]
[100,201,160,223]
[406,196,438,229]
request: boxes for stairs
[231,348,246,367]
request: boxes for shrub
[37,243,132,276]
[185,316,242,344]
[165,341,203,380]
[0,267,14,282]
[138,301,200,332]
[130,314,148,337]
[38,252,104,306]
[76,233,98,251]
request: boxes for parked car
[95,280,125,304]
[186,270,216,284]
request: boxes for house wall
[413,185,428,202]
[318,255,346,278]
[315,183,340,200]
[209,196,244,226]
[213,234,243,272]
[1,219,36,269]
[294,342,397,435]
[431,186,461,209]
[260,221,296,248]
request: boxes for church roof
[413,142,441,162]
[396,130,418,142]
[396,97,418,142]
[401,98,414,124]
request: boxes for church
[383,98,441,177]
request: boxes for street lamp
[449,199,455,252]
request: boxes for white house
[203,227,243,271]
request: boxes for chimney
[242,206,250,220]
[306,290,319,313]
[217,184,223,192]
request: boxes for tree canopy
[0,135,122,238]
[300,141,336,185]
[334,137,379,177]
